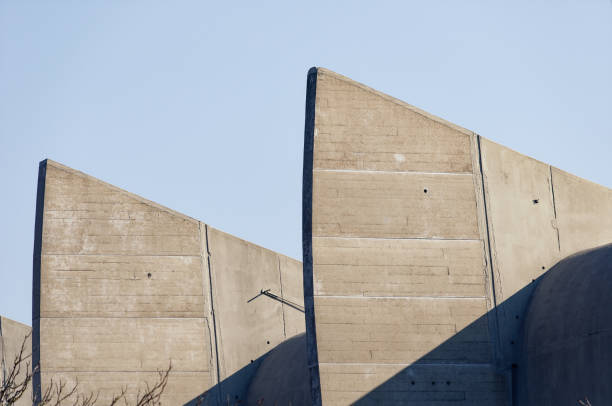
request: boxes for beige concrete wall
[34,160,304,405]
[306,68,504,405]
[305,67,612,405]
[0,316,32,406]
[478,139,612,369]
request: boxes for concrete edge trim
[302,66,322,406]
[32,159,47,404]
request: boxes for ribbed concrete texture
[302,67,612,405]
[32,160,304,405]
[0,316,32,406]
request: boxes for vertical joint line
[549,166,561,251]
[476,135,502,355]
[278,257,287,338]
[203,224,222,403]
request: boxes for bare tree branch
[1,332,32,406]
[3,335,171,406]
[135,362,171,406]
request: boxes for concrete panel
[207,227,285,379]
[552,168,612,257]
[478,138,561,368]
[314,296,491,364]
[39,318,210,372]
[40,254,205,318]
[320,364,506,406]
[0,316,32,406]
[304,68,503,405]
[313,170,479,239]
[313,238,486,297]
[34,160,305,405]
[39,371,208,405]
[279,255,306,338]
[304,67,612,405]
[313,70,473,174]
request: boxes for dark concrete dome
[520,243,612,405]
[247,333,311,406]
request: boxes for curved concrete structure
[520,244,612,405]
[247,333,311,406]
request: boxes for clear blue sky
[1,1,611,325]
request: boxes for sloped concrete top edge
[478,138,612,191]
[0,315,31,329]
[44,159,202,225]
[316,67,476,137]
[206,225,302,263]
[316,67,612,192]
[42,159,302,262]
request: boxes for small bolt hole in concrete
[147,273,152,279]
[423,189,428,193]
[533,199,539,204]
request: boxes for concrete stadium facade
[32,160,304,405]
[302,68,612,405]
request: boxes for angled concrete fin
[303,67,612,405]
[32,160,304,405]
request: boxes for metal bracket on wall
[247,289,305,313]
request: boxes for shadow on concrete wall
[350,276,545,406]
[182,279,543,406]
[183,352,267,406]
[184,333,310,406]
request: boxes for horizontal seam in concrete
[313,295,486,300]
[41,370,210,373]
[314,168,473,176]
[41,253,201,257]
[318,362,493,367]
[38,316,208,319]
[313,236,481,242]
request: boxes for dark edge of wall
[0,316,4,378]
[475,136,502,360]
[32,159,47,405]
[302,66,322,406]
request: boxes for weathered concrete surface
[304,68,503,405]
[33,160,304,404]
[519,244,612,405]
[478,140,612,374]
[0,316,31,406]
[303,67,612,405]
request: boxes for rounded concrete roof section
[521,243,612,405]
[247,333,311,406]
